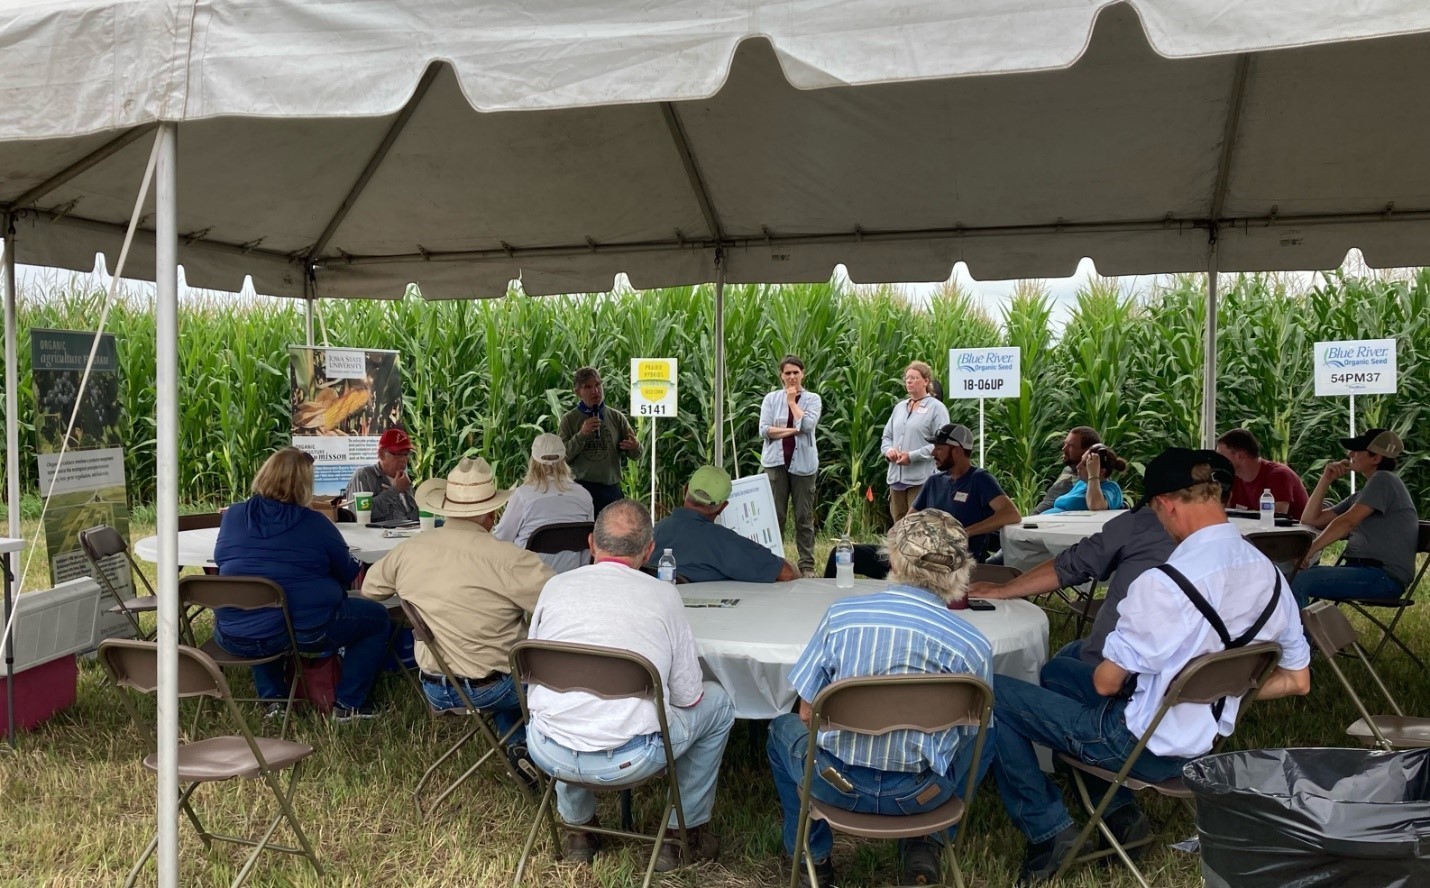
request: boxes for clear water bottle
[1259,488,1275,525]
[835,535,855,589]
[657,548,677,584]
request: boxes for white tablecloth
[680,578,1049,720]
[1001,510,1315,572]
[133,523,406,566]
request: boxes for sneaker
[561,818,601,864]
[900,837,942,885]
[653,824,720,871]
[262,702,287,720]
[331,704,379,723]
[1101,805,1152,862]
[505,744,541,792]
[1016,823,1084,886]
[796,856,837,888]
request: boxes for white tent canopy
[4,0,1430,301]
[6,4,1430,884]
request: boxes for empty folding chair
[788,673,994,888]
[509,639,691,888]
[1301,601,1430,750]
[78,525,155,640]
[1329,521,1430,669]
[179,574,306,737]
[969,564,1019,585]
[525,521,594,561]
[98,639,322,888]
[1053,641,1283,887]
[401,598,534,818]
[1244,529,1316,582]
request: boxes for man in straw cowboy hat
[363,457,554,759]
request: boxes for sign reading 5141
[631,358,679,417]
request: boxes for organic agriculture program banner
[30,328,133,641]
[289,347,404,496]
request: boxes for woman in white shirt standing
[493,433,595,573]
[880,360,951,521]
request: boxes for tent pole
[3,214,18,538]
[304,273,316,346]
[1201,243,1219,448]
[712,251,726,468]
[153,122,180,888]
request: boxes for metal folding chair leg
[1054,768,1155,888]
[513,780,559,886]
[1346,602,1426,670]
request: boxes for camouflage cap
[886,509,972,574]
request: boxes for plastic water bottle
[835,535,855,589]
[657,548,677,584]
[1259,488,1275,525]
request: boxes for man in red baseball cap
[345,427,419,524]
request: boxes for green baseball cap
[688,465,732,505]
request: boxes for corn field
[6,269,1428,535]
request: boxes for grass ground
[2,519,1427,888]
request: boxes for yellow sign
[630,358,678,417]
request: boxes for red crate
[0,654,78,733]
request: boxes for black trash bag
[1185,747,1430,888]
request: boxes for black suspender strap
[1153,564,1283,721]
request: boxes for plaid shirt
[790,585,993,774]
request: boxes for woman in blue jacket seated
[212,446,390,721]
[1042,443,1127,513]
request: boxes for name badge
[953,491,969,503]
[917,405,927,414]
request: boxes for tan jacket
[362,519,554,678]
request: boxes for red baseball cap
[379,428,414,454]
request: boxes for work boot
[560,816,601,864]
[796,856,837,887]
[1101,805,1152,862]
[653,824,720,871]
[1016,823,1084,886]
[900,836,943,885]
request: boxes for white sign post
[948,347,1022,465]
[1313,338,1397,493]
[631,358,679,518]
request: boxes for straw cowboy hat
[414,457,512,517]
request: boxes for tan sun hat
[414,457,512,517]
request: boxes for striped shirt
[789,584,993,775]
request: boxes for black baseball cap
[1132,447,1234,512]
[926,423,974,451]
[1339,428,1404,458]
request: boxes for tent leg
[3,214,19,539]
[153,122,181,888]
[712,251,726,469]
[1200,244,1219,448]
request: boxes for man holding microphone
[559,366,643,515]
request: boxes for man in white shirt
[525,499,736,871]
[989,448,1312,886]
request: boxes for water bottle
[657,548,677,584]
[1259,488,1275,525]
[835,535,855,589]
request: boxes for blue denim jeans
[422,673,525,745]
[991,658,1187,845]
[211,596,392,710]
[527,681,735,827]
[1291,564,1404,609]
[767,711,996,862]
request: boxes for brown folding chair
[178,512,224,532]
[98,639,322,888]
[78,525,155,640]
[400,598,534,818]
[525,521,594,557]
[1301,601,1430,750]
[1327,521,1430,669]
[509,640,690,888]
[1244,529,1316,582]
[1053,641,1283,887]
[969,564,1020,585]
[179,575,306,738]
[788,674,994,888]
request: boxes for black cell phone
[966,599,996,611]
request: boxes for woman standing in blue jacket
[211,447,390,721]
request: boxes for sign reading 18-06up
[948,347,1022,399]
[1313,338,1397,396]
[630,358,679,417]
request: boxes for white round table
[133,523,408,566]
[680,578,1049,720]
[1001,510,1316,572]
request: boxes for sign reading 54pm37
[1313,338,1397,396]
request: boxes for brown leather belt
[420,670,502,687]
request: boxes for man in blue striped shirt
[768,510,996,887]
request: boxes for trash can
[1185,747,1430,888]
